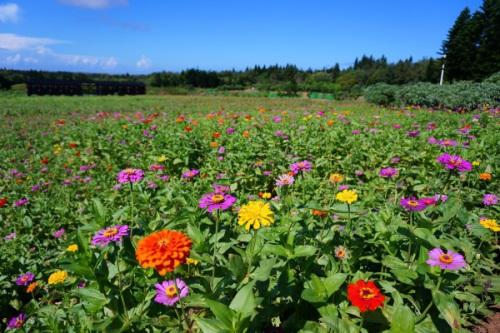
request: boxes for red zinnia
[0,197,8,208]
[347,280,385,312]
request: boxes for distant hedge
[364,79,500,111]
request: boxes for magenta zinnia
[483,193,498,206]
[426,248,466,270]
[400,197,426,212]
[7,313,26,329]
[154,278,189,306]
[16,272,35,286]
[117,168,144,183]
[379,167,398,178]
[436,153,472,172]
[92,225,129,246]
[199,192,236,213]
[290,160,312,175]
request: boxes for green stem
[416,275,443,324]
[247,229,258,275]
[116,246,129,320]
[211,211,220,284]
[129,182,135,239]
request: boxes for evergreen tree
[475,0,500,78]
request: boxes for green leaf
[293,245,317,258]
[251,258,276,281]
[323,273,347,297]
[73,287,108,313]
[205,299,234,329]
[195,318,232,333]
[229,282,256,318]
[432,291,462,330]
[390,305,415,333]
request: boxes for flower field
[0,95,499,332]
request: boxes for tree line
[0,0,498,96]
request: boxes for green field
[0,95,499,332]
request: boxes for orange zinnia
[479,173,492,181]
[136,230,192,276]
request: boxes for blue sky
[0,0,483,73]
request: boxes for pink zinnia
[14,198,29,207]
[117,168,144,183]
[53,228,65,238]
[182,169,200,179]
[426,248,466,270]
[199,192,236,213]
[436,153,472,172]
[400,197,426,212]
[276,174,295,187]
[154,279,189,306]
[420,197,437,206]
[16,272,35,286]
[91,225,129,247]
[7,313,26,329]
[290,160,312,175]
[379,167,398,178]
[483,194,498,206]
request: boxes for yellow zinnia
[238,201,274,231]
[336,190,358,204]
[480,219,500,232]
[186,257,200,266]
[48,270,68,285]
[66,244,78,252]
[329,173,344,183]
[158,155,167,163]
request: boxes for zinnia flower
[400,197,426,212]
[182,169,200,179]
[53,228,65,238]
[199,192,236,213]
[136,230,192,276]
[238,201,274,230]
[67,244,79,252]
[290,160,312,175]
[16,272,35,286]
[347,280,385,312]
[117,168,144,183]
[48,270,68,285]
[26,281,38,293]
[379,167,398,178]
[329,173,343,183]
[480,219,500,232]
[426,248,466,270]
[14,198,29,207]
[92,225,129,247]
[336,190,358,204]
[479,173,492,181]
[436,153,472,172]
[154,278,189,306]
[0,197,8,208]
[334,246,348,260]
[7,313,26,329]
[275,174,295,187]
[483,194,498,206]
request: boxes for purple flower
[53,228,65,238]
[226,127,235,134]
[400,197,426,212]
[218,146,226,154]
[275,130,284,137]
[436,153,472,172]
[483,194,498,206]
[147,181,158,189]
[149,164,165,172]
[338,185,349,191]
[7,313,26,329]
[113,184,122,191]
[199,192,236,213]
[273,116,282,123]
[392,124,401,129]
[290,160,312,175]
[14,198,29,207]
[426,248,466,270]
[154,279,189,306]
[117,168,144,183]
[426,122,437,130]
[379,167,398,178]
[438,139,457,147]
[351,129,361,135]
[276,174,295,187]
[390,156,400,164]
[212,184,230,193]
[355,170,364,177]
[420,197,437,207]
[16,272,35,286]
[428,136,438,144]
[433,194,448,203]
[407,130,420,137]
[4,232,16,241]
[91,225,129,247]
[182,169,200,179]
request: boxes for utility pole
[439,55,446,86]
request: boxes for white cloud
[0,33,62,51]
[59,0,127,9]
[136,55,151,69]
[3,53,39,64]
[0,3,19,23]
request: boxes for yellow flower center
[103,227,118,238]
[157,238,169,248]
[359,287,376,299]
[124,168,135,174]
[439,254,453,264]
[211,194,225,204]
[165,285,178,297]
[408,200,419,207]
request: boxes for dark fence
[26,80,146,96]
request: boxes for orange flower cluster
[136,230,192,276]
[479,173,492,181]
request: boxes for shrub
[364,83,397,105]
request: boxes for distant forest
[1,0,498,97]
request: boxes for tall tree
[475,0,500,78]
